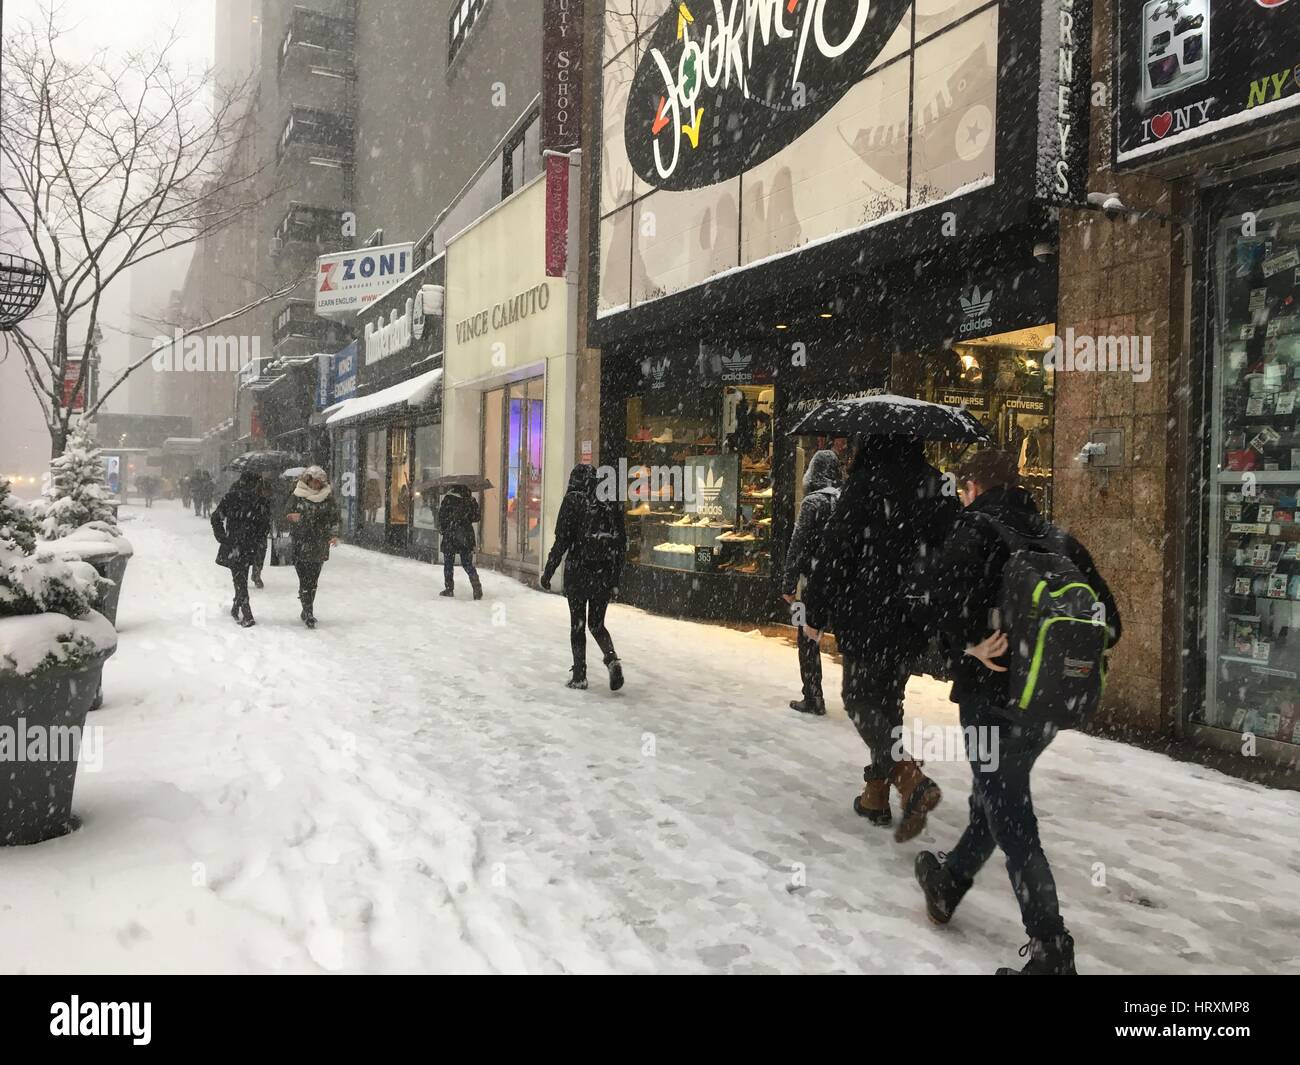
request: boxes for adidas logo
[699,469,725,503]
[720,350,752,380]
[649,357,670,388]
[958,285,994,335]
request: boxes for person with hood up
[782,449,843,715]
[540,463,626,691]
[437,485,483,599]
[210,469,272,628]
[914,450,1121,975]
[802,435,960,842]
[284,466,340,629]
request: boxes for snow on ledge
[0,609,117,677]
[325,367,444,427]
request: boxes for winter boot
[890,759,942,843]
[231,601,241,621]
[790,697,826,716]
[300,594,317,629]
[566,666,588,690]
[853,775,893,827]
[470,577,483,601]
[604,652,624,691]
[997,934,1077,975]
[440,583,455,598]
[914,851,970,925]
[252,568,265,590]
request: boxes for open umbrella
[228,450,302,475]
[415,473,494,493]
[786,394,989,443]
[280,467,306,480]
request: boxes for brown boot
[891,759,942,843]
[853,777,892,826]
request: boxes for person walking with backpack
[914,450,1121,974]
[437,485,483,600]
[540,463,626,691]
[802,435,959,842]
[284,466,340,629]
[782,449,843,715]
[210,469,272,628]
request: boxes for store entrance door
[481,376,545,567]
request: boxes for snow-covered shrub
[31,427,118,539]
[0,477,112,675]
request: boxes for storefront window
[413,422,442,536]
[504,377,545,564]
[896,325,1056,516]
[389,428,411,528]
[481,387,504,557]
[624,383,775,577]
[335,428,358,536]
[363,428,386,528]
[1202,190,1300,748]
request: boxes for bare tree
[0,4,283,455]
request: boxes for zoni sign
[626,0,911,190]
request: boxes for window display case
[623,383,775,577]
[1203,192,1300,748]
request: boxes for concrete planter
[85,553,129,627]
[0,649,112,845]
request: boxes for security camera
[1087,191,1126,220]
[1033,242,1057,263]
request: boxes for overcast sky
[1,0,215,486]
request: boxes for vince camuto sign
[454,283,553,345]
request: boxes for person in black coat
[437,485,482,600]
[211,470,272,627]
[285,466,341,629]
[802,435,960,841]
[540,464,626,691]
[782,449,843,716]
[914,450,1121,975]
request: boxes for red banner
[545,153,570,278]
[62,359,86,413]
[541,0,583,153]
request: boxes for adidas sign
[958,285,994,337]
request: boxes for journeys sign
[1115,0,1300,164]
[626,0,913,190]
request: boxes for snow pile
[0,608,116,677]
[31,427,119,540]
[0,477,38,554]
[45,521,135,562]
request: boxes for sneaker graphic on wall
[958,285,995,338]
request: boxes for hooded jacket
[783,450,843,596]
[802,438,960,661]
[928,484,1122,706]
[286,481,340,565]
[437,487,480,554]
[211,473,271,569]
[542,464,626,598]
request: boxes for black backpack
[975,515,1109,729]
[579,494,622,569]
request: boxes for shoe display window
[623,384,775,577]
[1200,184,1300,748]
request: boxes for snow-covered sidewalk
[3,501,1297,974]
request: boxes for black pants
[842,655,911,781]
[797,625,823,702]
[568,593,615,673]
[945,698,1065,941]
[296,558,324,613]
[443,550,479,588]
[229,564,252,617]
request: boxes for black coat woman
[436,485,482,599]
[285,466,341,629]
[211,470,272,627]
[541,464,626,691]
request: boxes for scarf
[294,481,333,504]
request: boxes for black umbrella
[415,473,494,493]
[227,450,302,474]
[786,394,989,443]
